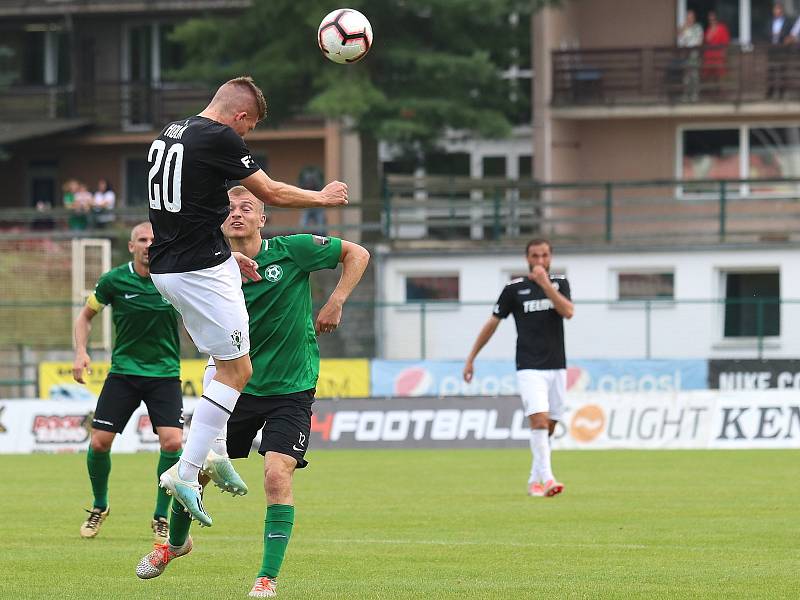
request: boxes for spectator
[92,178,116,228]
[297,166,327,234]
[63,179,87,231]
[702,11,731,92]
[771,3,793,44]
[678,9,704,101]
[769,3,795,97]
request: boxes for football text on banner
[5,391,799,453]
[370,359,708,398]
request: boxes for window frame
[716,267,781,344]
[403,273,461,304]
[676,121,800,199]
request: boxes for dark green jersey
[243,235,342,396]
[91,262,181,377]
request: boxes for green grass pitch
[1,449,797,599]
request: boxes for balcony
[0,0,251,17]
[0,80,212,131]
[551,44,800,115]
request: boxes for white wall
[377,246,800,360]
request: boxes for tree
[170,0,556,227]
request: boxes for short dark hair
[226,75,267,121]
[526,238,552,254]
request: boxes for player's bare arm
[72,305,99,383]
[315,241,370,335]
[240,170,348,209]
[463,316,502,382]
[531,265,574,319]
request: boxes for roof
[0,0,252,17]
[0,118,91,145]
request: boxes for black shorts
[93,373,183,434]
[226,389,315,468]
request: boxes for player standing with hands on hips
[463,239,574,497]
[147,75,348,526]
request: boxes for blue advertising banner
[370,359,708,397]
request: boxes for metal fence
[6,176,800,247]
[0,297,795,397]
[552,43,800,106]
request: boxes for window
[405,276,459,302]
[685,1,740,40]
[518,155,532,179]
[681,124,800,194]
[723,271,780,337]
[483,156,506,178]
[749,127,800,192]
[618,272,675,300]
[681,128,740,182]
[125,158,149,207]
[680,0,777,43]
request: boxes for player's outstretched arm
[463,316,502,382]
[240,170,348,208]
[73,305,98,383]
[315,241,370,335]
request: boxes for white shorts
[151,256,250,360]
[516,369,566,421]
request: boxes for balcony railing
[4,177,800,248]
[552,43,800,107]
[0,81,213,129]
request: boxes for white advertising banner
[558,390,800,449]
[1,391,799,452]
[0,399,199,454]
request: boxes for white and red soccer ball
[318,8,373,64]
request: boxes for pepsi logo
[393,367,433,397]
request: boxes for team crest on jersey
[231,330,243,351]
[312,235,330,246]
[265,264,283,282]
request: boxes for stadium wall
[376,245,800,360]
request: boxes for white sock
[531,428,553,483]
[528,432,540,484]
[211,425,228,457]
[202,360,228,457]
[179,379,239,481]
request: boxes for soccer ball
[317,8,373,64]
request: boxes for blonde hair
[130,221,152,241]
[228,185,265,214]
[210,76,267,122]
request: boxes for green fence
[5,176,800,246]
[1,297,795,397]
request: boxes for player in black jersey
[463,239,574,497]
[147,76,348,527]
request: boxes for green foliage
[168,0,555,149]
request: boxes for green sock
[154,449,182,519]
[86,447,111,510]
[259,504,295,579]
[168,496,193,547]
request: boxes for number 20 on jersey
[148,140,183,212]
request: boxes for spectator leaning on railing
[92,178,116,228]
[677,9,704,101]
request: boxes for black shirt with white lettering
[147,116,260,274]
[493,276,571,370]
